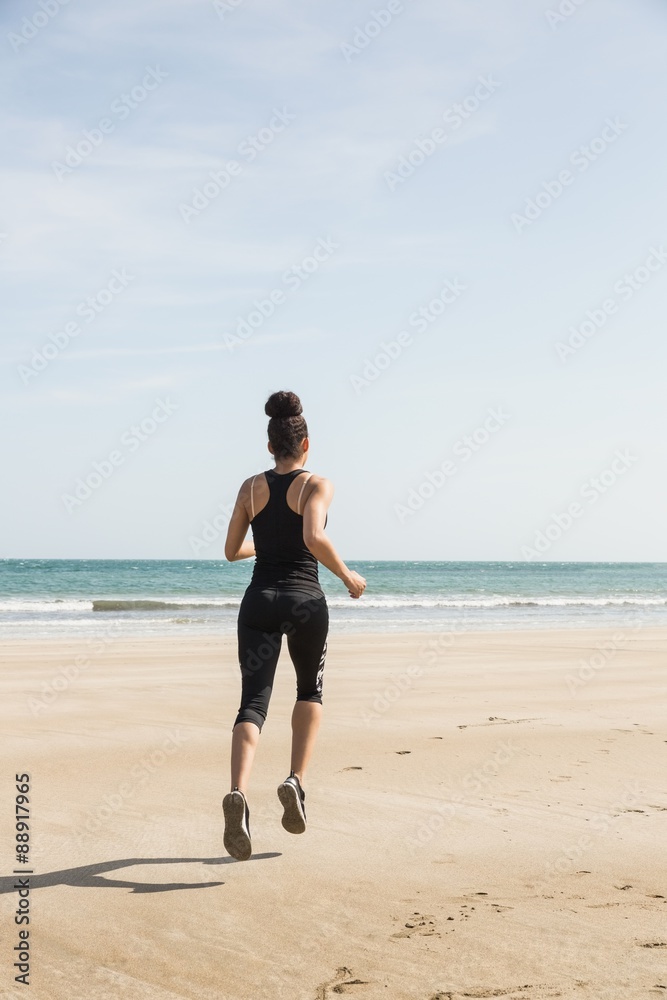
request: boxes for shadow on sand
[1,853,281,894]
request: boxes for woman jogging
[222,390,366,861]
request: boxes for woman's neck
[273,458,306,473]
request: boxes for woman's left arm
[224,482,256,561]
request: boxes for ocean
[1,560,666,638]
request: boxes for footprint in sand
[429,986,559,999]
[315,966,369,998]
[458,717,541,729]
[391,911,439,938]
[465,892,514,914]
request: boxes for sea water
[1,559,666,638]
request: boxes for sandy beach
[1,627,665,1000]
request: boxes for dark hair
[265,390,308,460]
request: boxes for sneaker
[277,771,307,834]
[222,788,252,861]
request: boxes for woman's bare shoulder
[245,471,269,484]
[237,473,267,496]
[308,473,334,495]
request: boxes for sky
[1,0,666,561]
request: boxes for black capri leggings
[234,587,329,731]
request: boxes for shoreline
[0,624,667,646]
[3,621,667,647]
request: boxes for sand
[1,626,666,1000]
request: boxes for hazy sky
[2,0,666,561]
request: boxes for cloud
[66,343,228,359]
[241,326,327,348]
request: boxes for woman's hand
[344,570,366,599]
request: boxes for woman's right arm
[223,481,255,562]
[302,478,366,599]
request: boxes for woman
[222,390,366,861]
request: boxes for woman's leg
[285,595,328,785]
[289,701,322,784]
[232,588,282,792]
[230,721,260,793]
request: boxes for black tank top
[248,469,326,593]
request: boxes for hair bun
[265,390,302,419]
